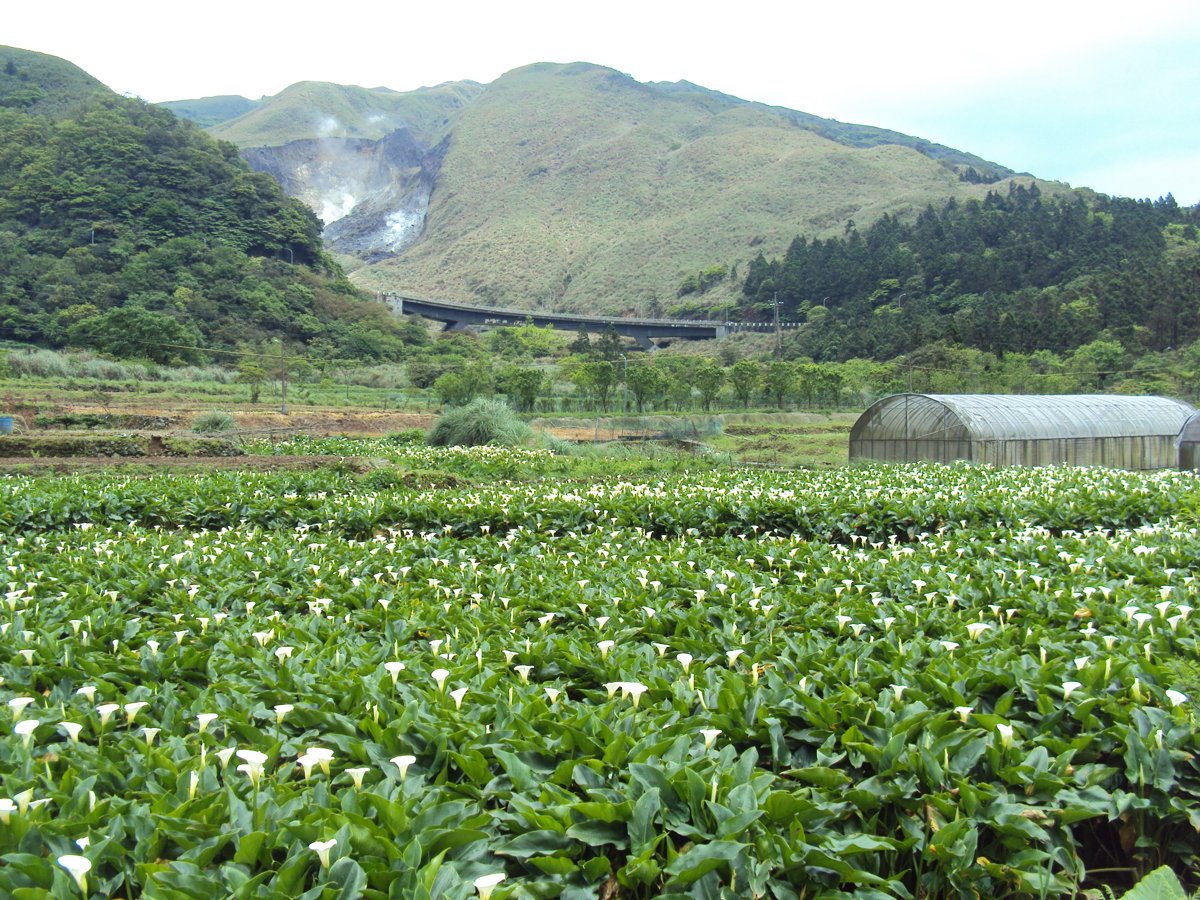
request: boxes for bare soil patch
[225,410,434,436]
[0,404,439,474]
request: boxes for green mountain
[0,46,418,362]
[159,95,262,128]
[189,62,1045,315]
[367,62,1048,314]
[0,46,105,116]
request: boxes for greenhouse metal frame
[849,394,1195,469]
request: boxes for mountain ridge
[164,61,1042,315]
[0,45,106,117]
[207,79,484,146]
[178,64,1013,182]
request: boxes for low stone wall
[0,433,243,458]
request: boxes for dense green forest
[0,48,420,363]
[741,186,1200,363]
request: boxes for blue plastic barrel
[0,417,12,435]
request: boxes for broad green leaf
[786,766,852,789]
[493,830,573,859]
[233,831,268,866]
[566,821,629,848]
[664,840,745,886]
[1123,865,1189,899]
[327,857,367,898]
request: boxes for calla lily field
[0,444,1198,898]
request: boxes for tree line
[740,185,1200,363]
[395,322,1200,414]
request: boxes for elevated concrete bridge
[380,292,796,349]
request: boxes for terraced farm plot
[1,449,1198,898]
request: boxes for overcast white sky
[7,1,1200,203]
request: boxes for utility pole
[620,354,628,416]
[276,340,288,415]
[773,293,783,357]
[619,353,628,441]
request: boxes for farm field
[1,446,1199,898]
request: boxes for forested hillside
[0,47,419,362]
[740,185,1200,363]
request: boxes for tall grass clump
[346,363,408,390]
[428,398,531,447]
[192,411,236,433]
[163,364,234,384]
[3,349,236,384]
[77,357,136,381]
[534,432,573,455]
[6,349,74,379]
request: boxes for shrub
[122,362,152,382]
[534,432,573,455]
[359,468,418,491]
[385,428,427,445]
[192,411,236,433]
[428,398,531,447]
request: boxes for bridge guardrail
[378,292,801,334]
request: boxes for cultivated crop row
[0,451,1195,539]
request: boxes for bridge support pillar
[379,293,404,316]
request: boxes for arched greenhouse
[1177,412,1200,470]
[849,394,1195,469]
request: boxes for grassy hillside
[159,94,261,127]
[353,63,1052,314]
[208,80,483,147]
[0,45,106,116]
[651,79,1013,180]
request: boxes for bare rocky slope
[240,129,449,261]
